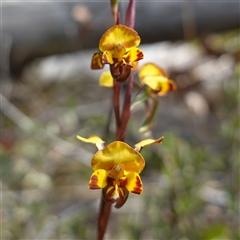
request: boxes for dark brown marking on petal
[88,174,100,189]
[119,176,142,194]
[131,176,142,194]
[168,83,174,91]
[168,82,177,91]
[136,50,144,60]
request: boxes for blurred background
[1,1,239,239]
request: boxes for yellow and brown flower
[77,135,163,207]
[138,63,177,96]
[91,24,144,82]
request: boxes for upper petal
[91,141,145,173]
[99,25,141,52]
[77,135,105,144]
[77,135,105,150]
[134,137,164,152]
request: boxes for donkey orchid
[77,135,163,208]
[91,24,144,82]
[138,63,177,96]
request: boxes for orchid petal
[91,141,145,173]
[99,71,114,87]
[124,47,144,64]
[120,172,143,194]
[77,135,105,150]
[138,63,167,80]
[141,75,177,96]
[88,169,109,189]
[99,25,140,52]
[131,61,139,71]
[91,53,104,69]
[102,51,114,64]
[77,135,105,144]
[138,63,177,95]
[141,76,167,91]
[142,75,176,93]
[134,137,164,151]
[157,80,177,96]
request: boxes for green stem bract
[139,93,159,133]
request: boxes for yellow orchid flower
[138,63,177,96]
[91,25,144,82]
[77,135,163,207]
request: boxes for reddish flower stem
[113,80,122,140]
[97,1,136,239]
[116,11,121,24]
[125,0,136,28]
[97,195,112,240]
[118,73,133,141]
